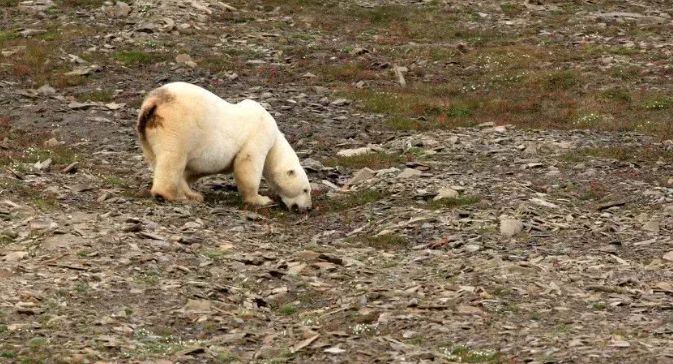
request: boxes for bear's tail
[137,102,158,141]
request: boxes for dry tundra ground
[1,1,673,363]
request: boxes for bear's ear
[287,169,296,176]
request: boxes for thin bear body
[136,82,311,211]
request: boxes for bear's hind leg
[233,151,272,206]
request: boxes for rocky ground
[2,1,673,363]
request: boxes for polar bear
[136,82,312,211]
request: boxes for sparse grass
[500,3,524,16]
[438,344,499,363]
[578,145,673,163]
[204,249,228,262]
[55,0,105,8]
[113,50,164,66]
[365,233,408,250]
[102,175,129,189]
[643,96,672,111]
[592,302,607,311]
[324,190,385,211]
[215,351,240,363]
[0,30,18,42]
[385,117,426,131]
[324,152,409,169]
[278,303,298,316]
[542,70,579,91]
[200,55,234,74]
[32,197,57,210]
[135,270,160,286]
[131,328,190,359]
[578,181,610,201]
[0,0,19,7]
[74,282,89,294]
[0,232,15,246]
[601,87,631,102]
[28,337,48,350]
[77,89,114,103]
[2,145,78,167]
[426,195,480,210]
[321,62,377,82]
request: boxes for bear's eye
[287,170,295,176]
[303,189,308,193]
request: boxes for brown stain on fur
[137,88,175,140]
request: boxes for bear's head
[270,167,312,212]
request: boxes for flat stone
[336,147,372,157]
[397,168,422,179]
[348,168,375,185]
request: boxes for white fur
[137,82,311,211]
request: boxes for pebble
[500,217,524,237]
[433,187,459,201]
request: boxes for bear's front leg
[150,152,187,201]
[233,150,273,206]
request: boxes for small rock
[324,346,346,354]
[62,162,78,174]
[64,65,100,76]
[105,102,125,110]
[350,47,369,56]
[33,158,52,171]
[19,29,46,37]
[3,251,28,262]
[336,147,372,157]
[398,168,422,179]
[348,168,375,185]
[37,84,56,96]
[529,197,559,209]
[182,299,212,314]
[500,217,523,238]
[175,54,197,68]
[464,244,481,252]
[643,219,660,234]
[302,72,317,78]
[68,101,97,110]
[663,251,673,262]
[330,98,350,106]
[43,138,59,148]
[433,187,459,201]
[301,158,324,172]
[393,65,408,87]
[524,143,538,154]
[136,22,158,33]
[106,1,131,18]
[545,168,561,177]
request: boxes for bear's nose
[291,203,298,211]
